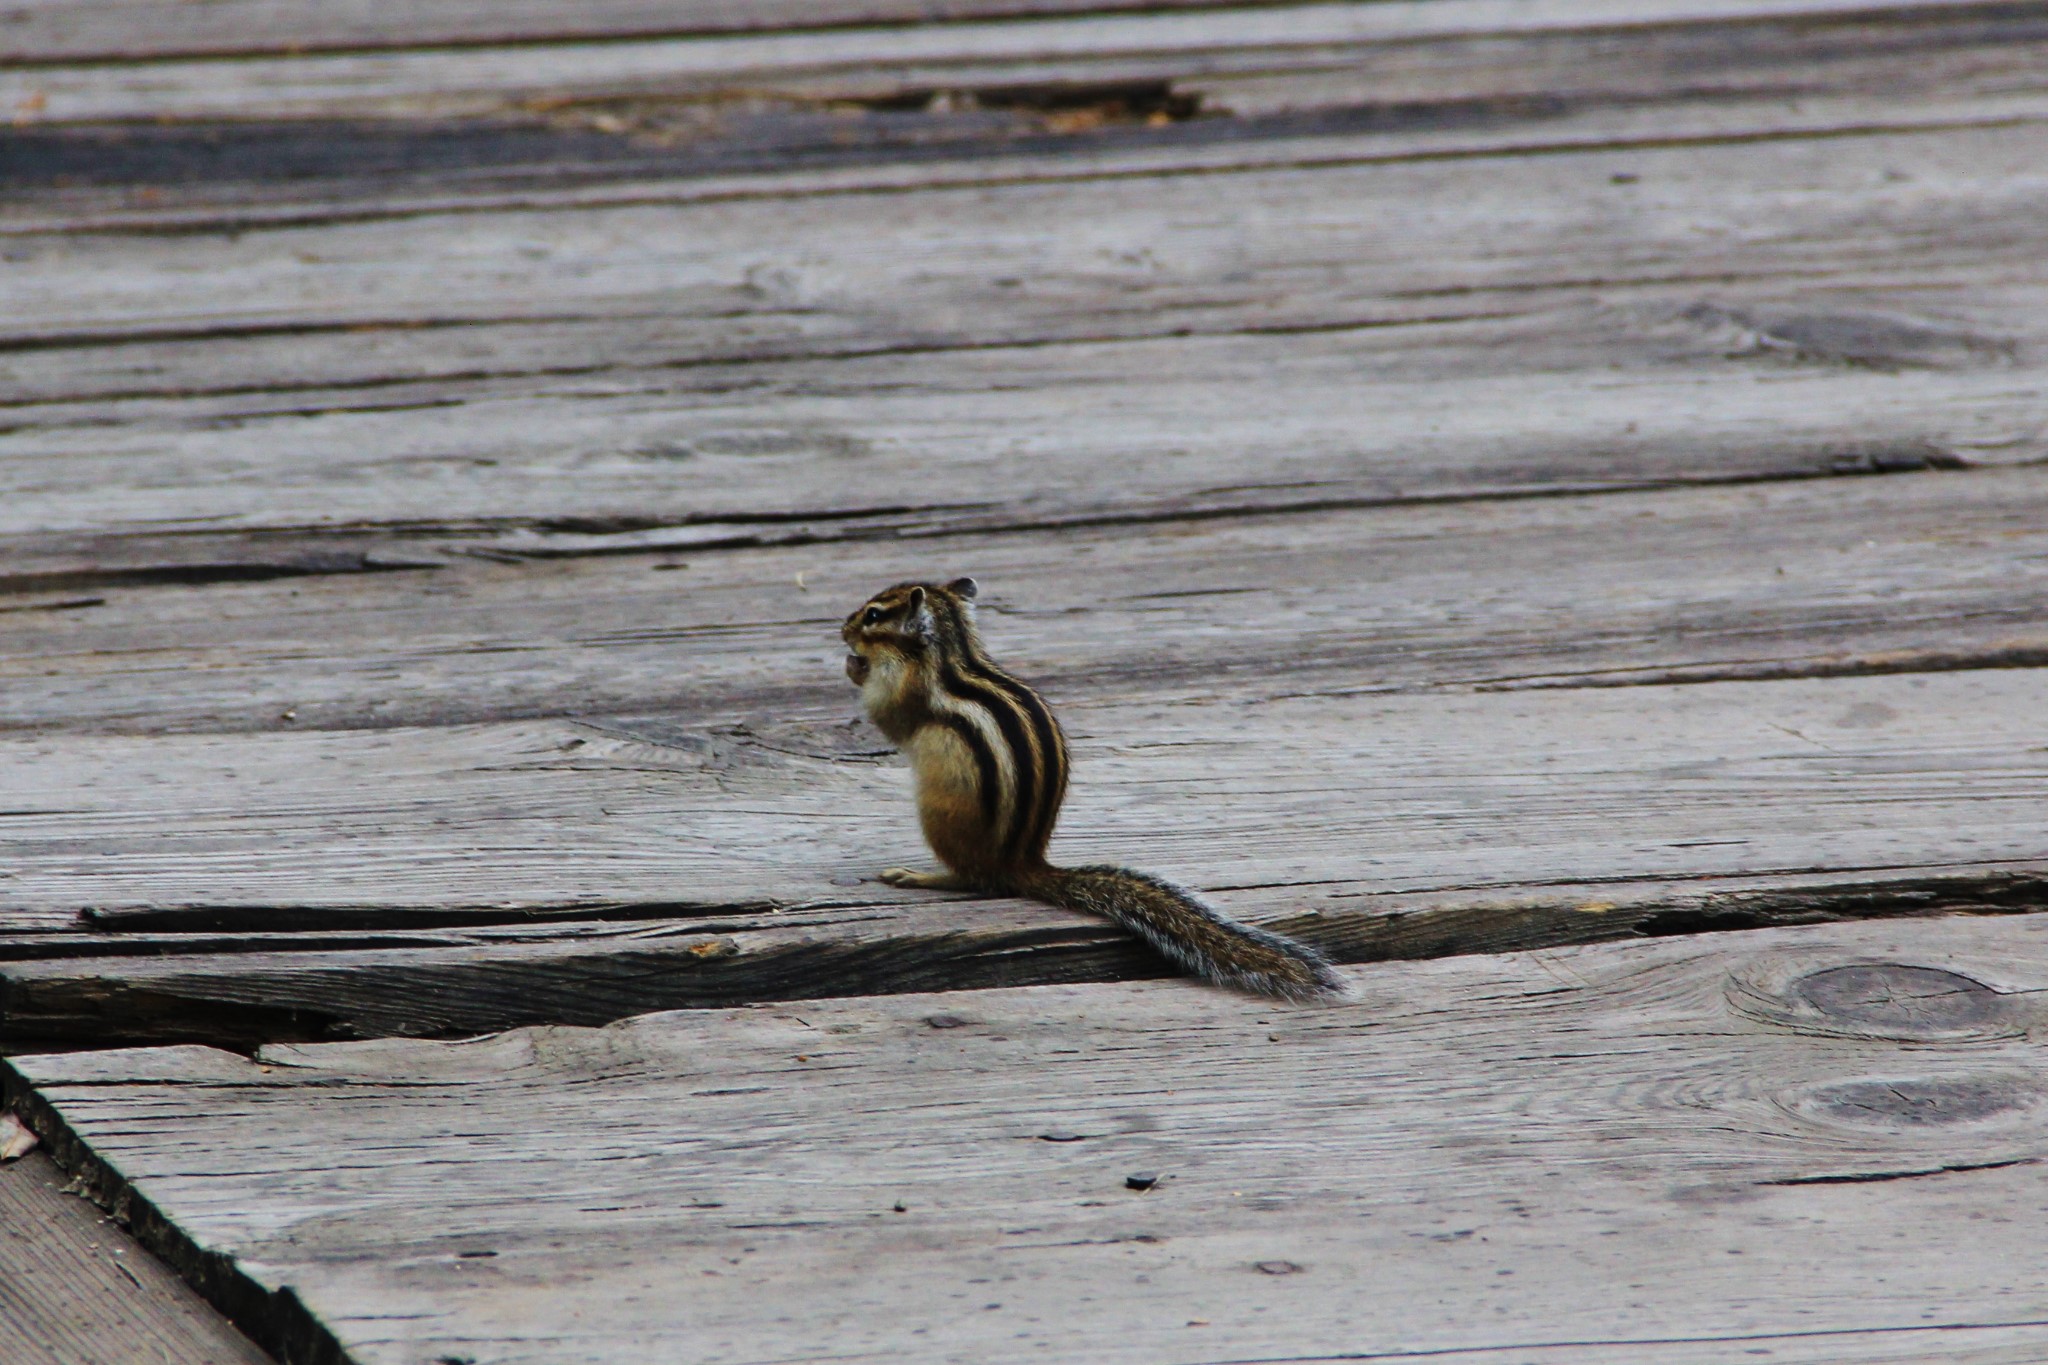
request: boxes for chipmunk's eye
[862,606,882,626]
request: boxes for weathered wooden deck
[3,1,2047,1360]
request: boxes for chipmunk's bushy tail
[1017,864,1347,1001]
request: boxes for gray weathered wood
[3,461,2044,736]
[15,915,2048,1363]
[7,0,2015,123]
[8,0,2041,246]
[0,1149,271,1365]
[3,665,2043,1040]
[1,0,1988,64]
[8,2,2048,1355]
[5,668,2040,918]
[6,117,2044,591]
[0,0,1228,62]
[5,863,2041,1046]
[7,303,2034,558]
[13,120,2048,389]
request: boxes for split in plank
[4,0,2040,137]
[13,915,2048,1363]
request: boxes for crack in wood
[0,308,1515,408]
[1757,1156,2039,1185]
[20,107,2048,240]
[1477,642,2048,691]
[0,450,1980,605]
[0,556,442,596]
[5,869,2041,1050]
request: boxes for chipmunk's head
[842,577,978,687]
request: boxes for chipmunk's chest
[857,653,924,742]
[904,722,991,800]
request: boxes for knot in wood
[1794,1075,2042,1131]
[1728,958,2020,1042]
[1793,964,2002,1033]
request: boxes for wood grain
[6,116,2044,598]
[7,0,2021,123]
[13,120,2048,389]
[3,664,2043,1041]
[7,0,2044,249]
[4,667,2040,917]
[4,0,1995,64]
[3,461,2044,736]
[6,863,2042,1047]
[0,1149,271,1365]
[15,915,2048,1363]
[8,1,2048,1357]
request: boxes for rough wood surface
[7,114,2044,594]
[14,122,2048,401]
[4,463,2044,735]
[10,1,2048,1360]
[3,665,2043,1041]
[0,0,2044,1054]
[14,916,2048,1364]
[4,0,1993,63]
[8,0,2024,123]
[0,1149,271,1365]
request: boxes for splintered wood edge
[0,1061,351,1365]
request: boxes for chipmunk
[843,577,1346,1000]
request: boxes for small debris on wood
[1125,1172,1160,1191]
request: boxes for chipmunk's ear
[946,577,978,600]
[907,585,927,610]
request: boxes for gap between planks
[0,1148,272,1365]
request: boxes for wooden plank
[6,120,2048,559]
[0,1148,271,1365]
[1,0,1990,63]
[6,298,2035,548]
[9,6,2048,238]
[6,122,2042,547]
[6,0,2014,122]
[2,459,2045,736]
[4,667,2040,918]
[1,0,1248,63]
[14,915,2048,1363]
[5,863,2042,1046]
[18,113,2047,357]
[2,664,2043,1040]
[8,0,2044,237]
